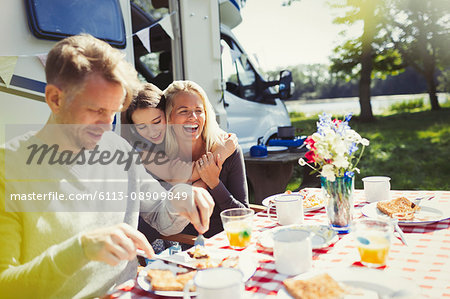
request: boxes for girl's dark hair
[125,83,165,125]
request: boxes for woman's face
[169,91,205,141]
[132,107,166,144]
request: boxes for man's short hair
[45,34,140,110]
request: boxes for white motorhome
[0,0,292,151]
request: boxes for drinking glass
[220,208,254,249]
[354,218,393,267]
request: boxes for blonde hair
[45,34,140,109]
[163,80,223,158]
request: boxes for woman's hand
[195,152,222,189]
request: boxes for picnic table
[104,189,450,298]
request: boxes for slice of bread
[147,269,197,292]
[283,273,345,299]
[147,269,184,291]
[377,197,420,220]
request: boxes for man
[0,34,214,298]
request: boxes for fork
[194,234,205,246]
[413,196,434,207]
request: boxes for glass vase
[321,175,354,234]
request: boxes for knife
[136,249,197,270]
[392,219,408,246]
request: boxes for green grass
[287,101,450,191]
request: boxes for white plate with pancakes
[277,268,420,299]
[361,201,447,226]
[137,248,256,297]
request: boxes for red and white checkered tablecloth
[105,189,450,299]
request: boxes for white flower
[361,138,370,146]
[333,155,349,169]
[298,158,306,166]
[334,139,347,156]
[321,164,336,181]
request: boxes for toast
[283,273,345,299]
[147,269,196,292]
[377,197,420,220]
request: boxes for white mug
[362,176,391,202]
[183,268,244,299]
[267,194,304,226]
[273,228,312,275]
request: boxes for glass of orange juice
[220,208,254,249]
[354,218,393,267]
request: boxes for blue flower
[345,113,353,122]
[345,171,355,178]
[349,143,359,154]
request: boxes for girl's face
[132,107,166,144]
[169,91,205,141]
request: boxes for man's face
[56,73,125,149]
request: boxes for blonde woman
[123,83,237,188]
[164,80,249,238]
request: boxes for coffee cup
[267,194,304,226]
[362,176,391,202]
[273,227,312,275]
[183,267,244,299]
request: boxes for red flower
[305,150,316,163]
[305,136,316,150]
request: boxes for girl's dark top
[181,145,249,238]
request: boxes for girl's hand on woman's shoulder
[223,133,238,154]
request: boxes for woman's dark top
[182,145,249,238]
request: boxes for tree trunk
[359,51,374,122]
[425,72,441,110]
[358,2,375,122]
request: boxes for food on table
[302,194,324,209]
[356,233,390,266]
[377,197,420,220]
[219,255,240,268]
[175,271,197,291]
[186,247,240,269]
[146,269,196,291]
[187,245,210,259]
[224,221,252,248]
[283,273,345,299]
[272,190,324,209]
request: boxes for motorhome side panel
[0,0,134,143]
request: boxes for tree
[329,0,403,122]
[386,0,450,110]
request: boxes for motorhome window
[25,0,126,48]
[221,40,240,95]
[131,1,172,87]
[221,38,257,101]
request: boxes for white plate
[361,202,448,226]
[137,249,257,297]
[262,193,325,212]
[257,224,338,250]
[277,268,420,299]
[137,266,196,297]
[267,146,289,152]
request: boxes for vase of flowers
[299,113,369,233]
